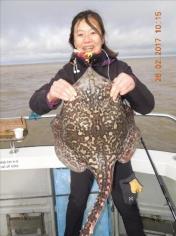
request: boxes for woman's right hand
[47,79,77,102]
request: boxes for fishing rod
[141,137,176,222]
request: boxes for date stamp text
[154,10,162,81]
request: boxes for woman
[29,10,154,236]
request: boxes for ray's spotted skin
[51,67,141,236]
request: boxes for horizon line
[1,54,175,66]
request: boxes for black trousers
[64,162,145,236]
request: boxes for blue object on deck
[28,111,41,120]
[53,168,112,236]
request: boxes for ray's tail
[80,166,113,236]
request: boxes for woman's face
[73,18,104,54]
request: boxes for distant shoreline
[1,54,175,67]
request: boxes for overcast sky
[0,0,175,64]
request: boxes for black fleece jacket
[29,51,155,115]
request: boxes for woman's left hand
[110,72,135,101]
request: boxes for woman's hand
[47,79,77,102]
[110,73,135,101]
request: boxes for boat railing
[135,112,176,122]
[1,111,176,122]
[26,112,176,122]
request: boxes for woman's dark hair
[69,10,118,58]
